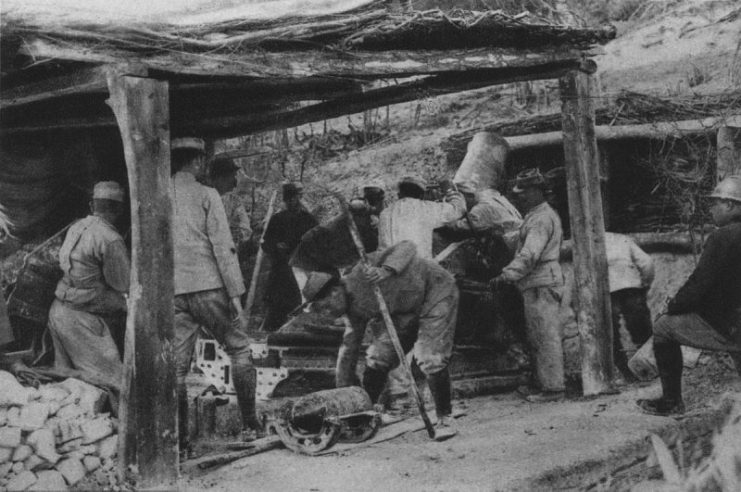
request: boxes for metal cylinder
[291,386,372,420]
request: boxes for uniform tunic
[335,241,459,385]
[378,193,465,259]
[261,206,317,330]
[499,201,565,392]
[221,191,252,247]
[48,215,129,387]
[171,171,250,380]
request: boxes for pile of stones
[0,371,118,491]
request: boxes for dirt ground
[182,352,739,492]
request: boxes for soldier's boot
[637,342,685,416]
[427,369,457,442]
[362,366,389,404]
[232,356,262,440]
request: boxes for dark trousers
[611,288,652,377]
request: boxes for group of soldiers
[42,130,741,456]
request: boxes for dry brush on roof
[1,5,615,58]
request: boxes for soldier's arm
[500,217,551,283]
[206,190,245,299]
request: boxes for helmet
[709,175,741,203]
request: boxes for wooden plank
[20,38,585,78]
[1,64,147,109]
[504,115,741,149]
[1,60,589,137]
[717,125,741,179]
[194,59,588,138]
[106,74,177,487]
[559,70,614,396]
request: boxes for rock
[55,457,85,486]
[82,456,100,473]
[23,455,44,472]
[81,418,113,444]
[6,470,36,491]
[6,407,21,428]
[31,470,67,491]
[43,418,60,440]
[18,403,49,432]
[12,445,32,462]
[11,461,23,473]
[0,371,32,407]
[56,438,81,454]
[0,408,7,426]
[55,404,85,421]
[26,430,60,465]
[79,445,96,455]
[38,387,69,404]
[0,427,22,448]
[95,435,118,460]
[45,401,61,418]
[0,461,13,477]
[0,447,14,464]
[58,379,106,415]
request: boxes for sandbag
[453,131,509,193]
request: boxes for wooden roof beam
[0,59,594,137]
[19,37,592,79]
[1,63,147,109]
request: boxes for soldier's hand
[489,275,508,290]
[438,179,455,195]
[363,265,393,284]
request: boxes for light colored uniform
[500,201,565,392]
[605,232,654,292]
[48,215,129,387]
[171,171,249,380]
[378,194,465,259]
[336,241,458,385]
[221,191,252,247]
[447,188,522,239]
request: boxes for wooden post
[560,70,614,395]
[106,74,178,486]
[717,126,741,179]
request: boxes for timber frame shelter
[1,1,617,486]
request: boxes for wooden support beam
[559,70,614,396]
[1,64,147,109]
[505,115,741,150]
[106,75,177,487]
[20,38,586,78]
[194,59,589,138]
[2,60,589,138]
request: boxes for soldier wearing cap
[170,137,260,451]
[48,181,129,390]
[209,157,252,248]
[378,175,465,259]
[304,240,459,440]
[638,175,741,416]
[261,182,318,331]
[490,168,566,402]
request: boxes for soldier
[305,240,459,440]
[638,176,741,416]
[48,181,129,389]
[170,137,259,453]
[209,157,252,248]
[261,182,317,331]
[490,168,566,402]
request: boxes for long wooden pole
[106,74,178,486]
[335,196,436,439]
[244,190,278,325]
[504,115,741,150]
[560,70,614,396]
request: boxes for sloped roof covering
[0,0,615,138]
